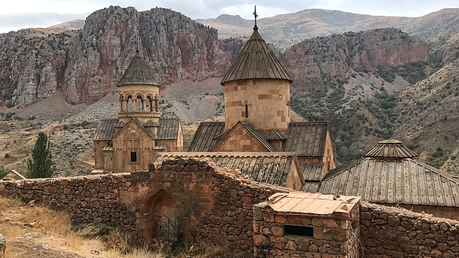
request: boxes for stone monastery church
[93,21,336,192]
[93,51,183,174]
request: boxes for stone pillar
[119,100,123,112]
[155,97,159,112]
[142,99,146,112]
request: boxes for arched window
[136,96,143,112]
[127,96,134,112]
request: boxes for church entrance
[144,189,177,243]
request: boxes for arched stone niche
[143,189,176,242]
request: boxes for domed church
[92,50,183,173]
[186,15,336,191]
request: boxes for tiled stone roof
[93,119,124,141]
[263,130,287,141]
[221,27,292,85]
[187,122,225,152]
[112,118,156,140]
[157,117,180,140]
[299,163,324,193]
[118,51,158,87]
[320,157,459,207]
[282,122,330,157]
[364,139,417,159]
[154,152,299,187]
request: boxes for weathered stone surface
[282,28,429,87]
[0,233,5,255]
[254,234,269,246]
[0,6,231,107]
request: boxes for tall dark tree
[27,132,55,178]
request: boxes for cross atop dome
[253,5,258,30]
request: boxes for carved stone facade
[93,51,183,173]
[223,79,291,134]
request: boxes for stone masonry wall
[360,202,459,257]
[253,202,360,258]
[0,173,142,231]
[188,163,289,252]
[3,158,459,257]
[0,158,288,253]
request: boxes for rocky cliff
[282,28,429,86]
[0,6,230,107]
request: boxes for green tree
[0,166,8,179]
[27,132,55,178]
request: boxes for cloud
[1,0,459,33]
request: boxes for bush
[0,166,8,179]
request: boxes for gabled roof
[93,119,124,141]
[282,122,330,157]
[319,157,459,207]
[113,118,156,140]
[157,117,180,140]
[211,121,277,152]
[221,26,292,85]
[118,50,158,87]
[154,152,300,187]
[364,139,417,159]
[263,130,287,141]
[143,120,160,127]
[187,122,226,152]
[299,163,324,193]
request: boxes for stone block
[272,226,283,237]
[286,240,297,250]
[287,215,301,225]
[275,215,287,223]
[312,218,324,227]
[254,234,269,247]
[264,212,275,222]
[325,219,339,228]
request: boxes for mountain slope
[0,6,230,107]
[198,8,459,49]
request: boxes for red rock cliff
[0,6,230,107]
[282,28,429,86]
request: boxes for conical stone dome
[221,26,292,85]
[118,50,158,87]
[363,139,417,159]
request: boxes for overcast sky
[1,0,459,33]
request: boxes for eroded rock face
[282,28,429,86]
[0,233,5,254]
[0,6,230,107]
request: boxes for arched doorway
[144,189,176,243]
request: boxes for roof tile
[221,27,292,85]
[320,157,459,207]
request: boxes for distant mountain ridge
[198,8,459,49]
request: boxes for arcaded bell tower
[221,8,292,134]
[117,50,161,124]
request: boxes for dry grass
[0,196,235,257]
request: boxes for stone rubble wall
[2,158,459,257]
[253,202,360,258]
[360,202,459,258]
[0,173,139,231]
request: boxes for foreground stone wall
[0,173,139,230]
[253,202,360,258]
[0,158,287,253]
[3,158,459,257]
[360,202,459,257]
